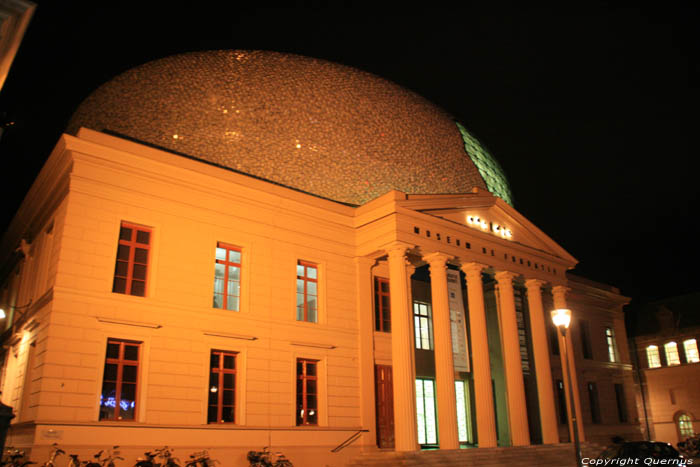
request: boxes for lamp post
[551,308,582,467]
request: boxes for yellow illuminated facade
[0,52,642,465]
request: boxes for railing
[331,429,368,453]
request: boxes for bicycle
[1,448,35,467]
[99,446,123,467]
[41,444,64,467]
[184,451,218,467]
[246,447,293,467]
[135,447,180,467]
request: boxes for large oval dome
[67,50,512,206]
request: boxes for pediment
[398,189,576,263]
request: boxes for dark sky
[0,3,697,307]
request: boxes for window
[615,384,628,422]
[296,359,318,425]
[112,222,151,296]
[455,380,471,443]
[605,327,618,363]
[665,341,681,366]
[588,382,601,424]
[413,301,433,350]
[683,339,699,363]
[678,413,695,439]
[556,380,568,424]
[213,243,241,311]
[296,261,318,322]
[646,345,662,368]
[416,378,438,445]
[579,320,593,359]
[100,339,140,421]
[549,321,560,356]
[208,350,236,423]
[374,277,391,332]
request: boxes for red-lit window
[296,359,318,425]
[296,261,318,322]
[208,350,236,423]
[213,243,241,311]
[374,277,391,332]
[100,339,140,421]
[112,222,151,296]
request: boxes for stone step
[346,443,603,467]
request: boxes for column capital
[460,262,488,276]
[524,278,547,290]
[384,241,414,260]
[551,285,571,297]
[494,270,518,284]
[423,251,452,268]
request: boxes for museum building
[0,51,641,465]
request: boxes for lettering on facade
[466,215,513,239]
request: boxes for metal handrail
[331,429,368,453]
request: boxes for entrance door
[375,364,394,448]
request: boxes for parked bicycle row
[1,445,218,467]
[1,444,293,467]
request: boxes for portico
[356,188,583,451]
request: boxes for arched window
[665,341,681,366]
[677,413,694,439]
[646,345,661,368]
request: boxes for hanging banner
[447,269,470,372]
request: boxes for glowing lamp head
[0,308,5,319]
[551,308,572,329]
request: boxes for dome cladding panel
[68,50,491,205]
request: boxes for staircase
[346,443,605,467]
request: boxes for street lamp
[551,308,582,467]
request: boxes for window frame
[614,383,628,423]
[208,350,237,424]
[579,320,593,359]
[296,260,318,323]
[683,338,699,363]
[374,277,391,333]
[605,327,618,363]
[646,345,662,368]
[664,341,681,366]
[99,338,141,421]
[213,242,242,311]
[112,222,151,297]
[677,413,695,439]
[296,358,319,426]
[587,381,601,424]
[413,301,433,350]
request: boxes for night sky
[0,4,697,309]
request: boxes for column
[552,285,586,442]
[461,262,497,448]
[355,257,377,446]
[494,271,530,446]
[386,242,419,451]
[424,252,459,449]
[524,279,559,444]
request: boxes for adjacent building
[0,50,641,465]
[631,294,700,446]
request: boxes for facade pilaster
[386,242,419,451]
[355,256,377,447]
[552,285,586,442]
[524,278,559,444]
[424,252,459,449]
[494,270,530,446]
[461,262,497,448]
